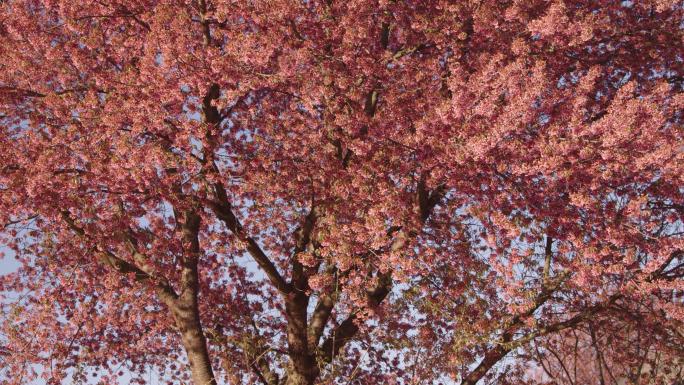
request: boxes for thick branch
[502,272,571,335]
[209,198,290,293]
[201,80,289,293]
[59,210,177,304]
[314,181,444,364]
[543,235,553,284]
[461,293,620,385]
[202,83,222,125]
[198,0,214,47]
[459,274,568,385]
[291,207,318,291]
[417,175,446,223]
[318,271,392,364]
[461,250,684,385]
[178,211,202,301]
[284,290,317,385]
[0,86,102,99]
[307,292,334,352]
[241,327,280,385]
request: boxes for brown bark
[284,291,318,385]
[174,304,217,385]
[173,211,217,385]
[62,208,217,385]
[319,272,392,364]
[461,345,509,385]
[307,293,334,352]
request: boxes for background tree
[0,1,683,384]
[527,313,684,385]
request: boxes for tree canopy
[0,1,683,384]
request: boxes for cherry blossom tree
[527,315,684,385]
[0,1,683,384]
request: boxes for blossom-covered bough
[0,1,683,384]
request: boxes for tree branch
[291,207,318,291]
[242,330,280,385]
[461,293,620,385]
[318,271,392,364]
[417,175,446,223]
[307,292,334,351]
[200,82,289,293]
[209,196,290,293]
[314,179,445,364]
[543,235,553,284]
[59,210,178,304]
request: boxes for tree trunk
[175,211,217,385]
[176,305,217,385]
[285,367,316,385]
[285,292,318,385]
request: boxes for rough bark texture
[174,211,217,385]
[175,306,217,385]
[284,292,318,385]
